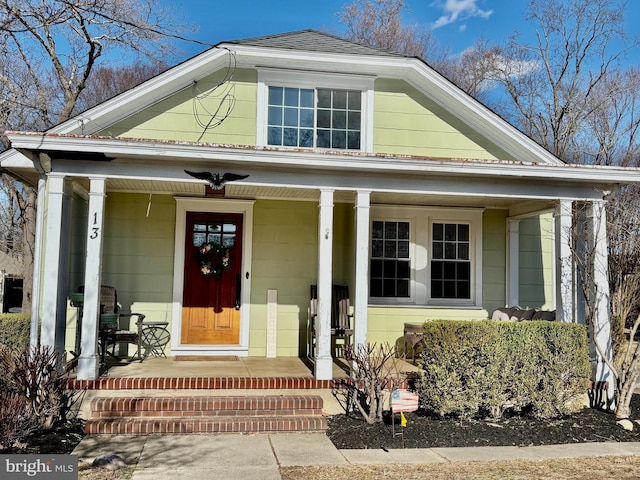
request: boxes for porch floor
[100,356,349,379]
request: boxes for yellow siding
[374,79,515,160]
[483,209,507,313]
[247,200,354,356]
[100,69,257,145]
[367,306,489,346]
[65,193,177,355]
[519,213,555,310]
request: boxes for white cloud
[431,0,494,29]
[459,24,467,32]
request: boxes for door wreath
[196,242,230,277]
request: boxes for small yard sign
[391,389,419,413]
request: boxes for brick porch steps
[85,394,328,434]
[71,377,335,390]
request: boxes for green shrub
[0,314,31,349]
[418,320,590,419]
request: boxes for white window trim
[257,68,375,153]
[370,205,483,307]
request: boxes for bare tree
[496,0,637,162]
[0,0,192,314]
[336,0,507,102]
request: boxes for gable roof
[4,29,565,168]
[229,29,404,57]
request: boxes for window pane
[300,89,314,108]
[383,279,396,297]
[458,243,469,260]
[333,90,347,109]
[372,221,384,238]
[433,223,443,241]
[268,127,282,145]
[300,109,313,128]
[372,239,383,257]
[347,131,361,150]
[443,261,456,278]
[223,223,236,233]
[317,89,331,108]
[397,260,410,278]
[317,110,330,128]
[371,259,383,277]
[433,242,443,259]
[208,224,222,232]
[398,222,409,239]
[317,129,330,148]
[384,240,396,258]
[284,107,298,127]
[432,279,442,298]
[268,106,282,126]
[458,224,469,241]
[445,242,456,259]
[445,224,457,241]
[222,235,236,247]
[268,86,283,105]
[385,222,397,239]
[458,281,470,299]
[283,128,298,146]
[398,241,409,258]
[194,223,206,232]
[284,87,299,106]
[397,279,409,297]
[332,130,346,149]
[457,262,471,281]
[332,110,346,129]
[348,111,361,129]
[431,261,442,278]
[193,232,206,246]
[370,278,383,297]
[207,233,221,244]
[443,281,456,298]
[348,92,361,109]
[299,129,313,147]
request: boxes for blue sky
[171,0,640,60]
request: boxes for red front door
[181,212,243,344]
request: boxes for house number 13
[90,212,100,239]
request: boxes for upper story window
[267,87,362,150]
[258,69,374,152]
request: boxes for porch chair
[309,284,354,358]
[79,285,147,362]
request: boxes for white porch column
[353,190,370,351]
[77,177,106,380]
[507,219,520,307]
[315,189,334,380]
[40,175,66,350]
[555,200,574,323]
[30,175,47,349]
[588,199,615,404]
[55,180,74,353]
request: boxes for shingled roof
[227,29,406,57]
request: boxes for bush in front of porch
[418,320,590,419]
[0,313,30,349]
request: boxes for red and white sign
[391,389,419,413]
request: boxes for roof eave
[7,132,634,186]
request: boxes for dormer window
[267,87,361,150]
[257,69,374,152]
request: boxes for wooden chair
[309,284,354,357]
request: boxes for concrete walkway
[73,433,640,480]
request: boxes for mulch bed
[327,395,640,449]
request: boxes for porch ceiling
[103,178,554,212]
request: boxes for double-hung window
[258,69,373,152]
[369,207,482,306]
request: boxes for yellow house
[2,31,632,398]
